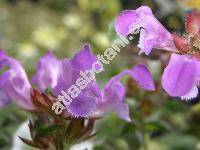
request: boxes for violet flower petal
[32,52,62,91]
[116,103,131,122]
[109,63,155,91]
[130,63,155,91]
[162,54,199,98]
[67,91,98,117]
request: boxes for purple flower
[0,44,155,121]
[94,64,155,121]
[115,6,176,55]
[115,6,200,100]
[32,52,62,91]
[55,44,155,121]
[53,45,102,117]
[0,51,34,109]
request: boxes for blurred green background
[0,0,200,150]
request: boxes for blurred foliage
[0,0,200,150]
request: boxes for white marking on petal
[181,85,198,101]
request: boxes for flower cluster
[1,4,199,149]
[1,3,200,149]
[115,6,200,100]
[0,44,155,121]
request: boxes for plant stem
[141,128,148,150]
[141,120,149,150]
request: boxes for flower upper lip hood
[115,5,200,100]
[0,50,33,109]
[32,52,62,91]
[114,6,177,55]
